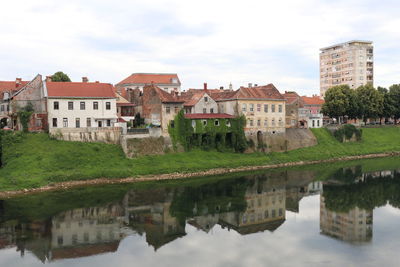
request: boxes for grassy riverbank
[0,127,399,191]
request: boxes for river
[0,157,400,267]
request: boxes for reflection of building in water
[286,181,323,213]
[123,189,186,250]
[320,196,372,244]
[50,205,125,260]
[218,177,286,235]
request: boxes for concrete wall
[49,127,122,144]
[246,128,317,153]
[121,134,172,158]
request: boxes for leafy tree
[377,86,395,124]
[356,84,384,125]
[51,71,71,82]
[321,85,351,123]
[388,84,400,124]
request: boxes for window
[80,102,85,110]
[214,120,219,126]
[264,119,268,126]
[203,120,207,126]
[68,102,73,110]
[57,236,63,245]
[278,105,282,113]
[107,119,111,127]
[271,104,275,112]
[272,118,275,126]
[166,106,170,114]
[264,104,268,113]
[210,108,214,113]
[264,210,269,218]
[63,118,68,127]
[192,120,196,128]
[204,96,208,102]
[174,106,179,113]
[98,121,102,127]
[250,120,254,126]
[242,103,247,112]
[257,119,261,126]
[220,104,224,113]
[106,102,111,110]
[54,101,59,110]
[257,104,261,112]
[87,118,91,127]
[312,120,315,127]
[249,104,254,112]
[203,108,207,113]
[93,102,99,110]
[317,120,320,127]
[226,121,231,127]
[52,118,57,127]
[279,208,283,216]
[76,118,80,128]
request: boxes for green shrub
[333,124,362,142]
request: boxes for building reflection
[3,167,398,262]
[320,196,373,244]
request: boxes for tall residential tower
[320,40,373,97]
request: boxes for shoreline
[1,151,399,199]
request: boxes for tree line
[321,84,400,124]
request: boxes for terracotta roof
[47,82,116,98]
[144,84,184,103]
[283,91,301,105]
[51,242,120,260]
[0,80,29,93]
[212,84,284,101]
[180,90,208,107]
[184,113,235,119]
[117,73,180,85]
[302,96,325,105]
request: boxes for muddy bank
[1,152,399,198]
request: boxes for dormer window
[204,96,208,102]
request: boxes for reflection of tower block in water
[320,196,373,244]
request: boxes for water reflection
[0,163,399,264]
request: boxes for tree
[388,84,400,124]
[51,71,71,82]
[356,84,384,125]
[321,85,351,123]
[377,87,395,124]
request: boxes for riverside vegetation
[0,127,399,192]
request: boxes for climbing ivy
[17,102,34,133]
[333,124,362,142]
[168,110,248,152]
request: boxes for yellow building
[212,84,286,135]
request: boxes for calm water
[1,158,400,267]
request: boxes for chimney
[15,78,22,84]
[46,76,52,82]
[248,83,252,88]
[203,83,208,90]
[82,77,89,83]
[220,86,224,90]
[254,84,258,87]
[95,81,99,83]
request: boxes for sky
[1,0,400,95]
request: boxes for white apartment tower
[320,40,373,97]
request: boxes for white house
[46,81,118,129]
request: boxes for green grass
[0,127,399,191]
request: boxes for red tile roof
[144,84,184,103]
[47,82,116,98]
[302,96,325,105]
[0,80,29,93]
[184,113,235,119]
[283,91,301,105]
[117,73,180,85]
[211,84,284,101]
[180,90,208,107]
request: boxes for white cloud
[1,0,400,95]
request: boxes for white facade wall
[48,98,117,129]
[192,93,218,113]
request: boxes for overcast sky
[1,0,399,95]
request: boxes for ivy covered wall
[168,110,248,152]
